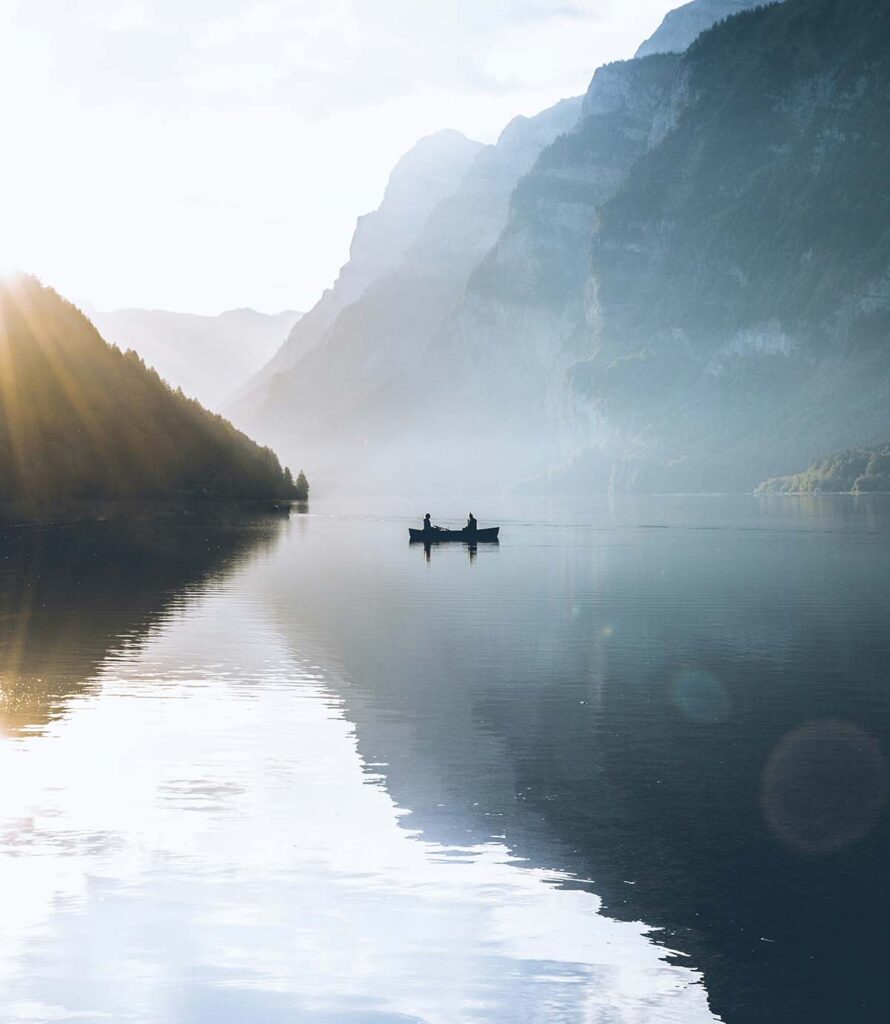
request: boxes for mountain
[562,0,890,492]
[757,443,890,493]
[635,0,773,57]
[362,0,890,495]
[0,275,301,507]
[227,130,484,420]
[230,99,583,487]
[91,306,301,410]
[398,53,683,488]
[231,0,890,496]
[233,0,801,494]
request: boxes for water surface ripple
[1,496,888,1023]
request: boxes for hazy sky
[0,0,677,315]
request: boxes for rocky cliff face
[378,0,890,495]
[227,129,483,417]
[255,0,793,493]
[236,0,890,496]
[564,0,890,492]
[401,55,682,488]
[635,0,773,57]
[231,98,582,487]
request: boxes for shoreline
[0,498,303,527]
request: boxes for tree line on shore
[0,276,307,507]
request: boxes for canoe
[409,526,499,543]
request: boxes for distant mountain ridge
[92,305,301,410]
[229,99,582,485]
[227,130,484,420]
[0,276,300,507]
[406,53,683,485]
[232,0,889,496]
[635,0,774,57]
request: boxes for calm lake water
[1,496,889,1024]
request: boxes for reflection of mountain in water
[258,500,890,1024]
[0,518,280,735]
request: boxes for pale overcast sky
[0,0,677,314]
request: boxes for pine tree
[295,470,309,501]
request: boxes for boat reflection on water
[412,537,500,563]
[409,523,500,562]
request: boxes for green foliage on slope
[0,276,302,504]
[757,443,890,493]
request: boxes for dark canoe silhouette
[409,526,500,544]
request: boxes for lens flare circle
[670,669,730,724]
[761,719,887,854]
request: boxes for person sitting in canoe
[466,513,477,533]
[423,513,437,533]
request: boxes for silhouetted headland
[0,275,307,523]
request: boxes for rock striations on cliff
[233,0,890,495]
[421,0,890,494]
[408,54,683,487]
[229,99,583,488]
[565,0,890,492]
[227,130,483,422]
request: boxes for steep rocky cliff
[274,0,798,493]
[409,54,682,484]
[232,98,582,485]
[235,0,890,495]
[386,0,890,495]
[565,0,890,492]
[227,129,483,418]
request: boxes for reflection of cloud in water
[0,575,717,1023]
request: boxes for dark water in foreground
[1,497,888,1023]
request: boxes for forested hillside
[758,444,890,493]
[0,276,301,505]
[92,306,301,410]
[634,0,770,57]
